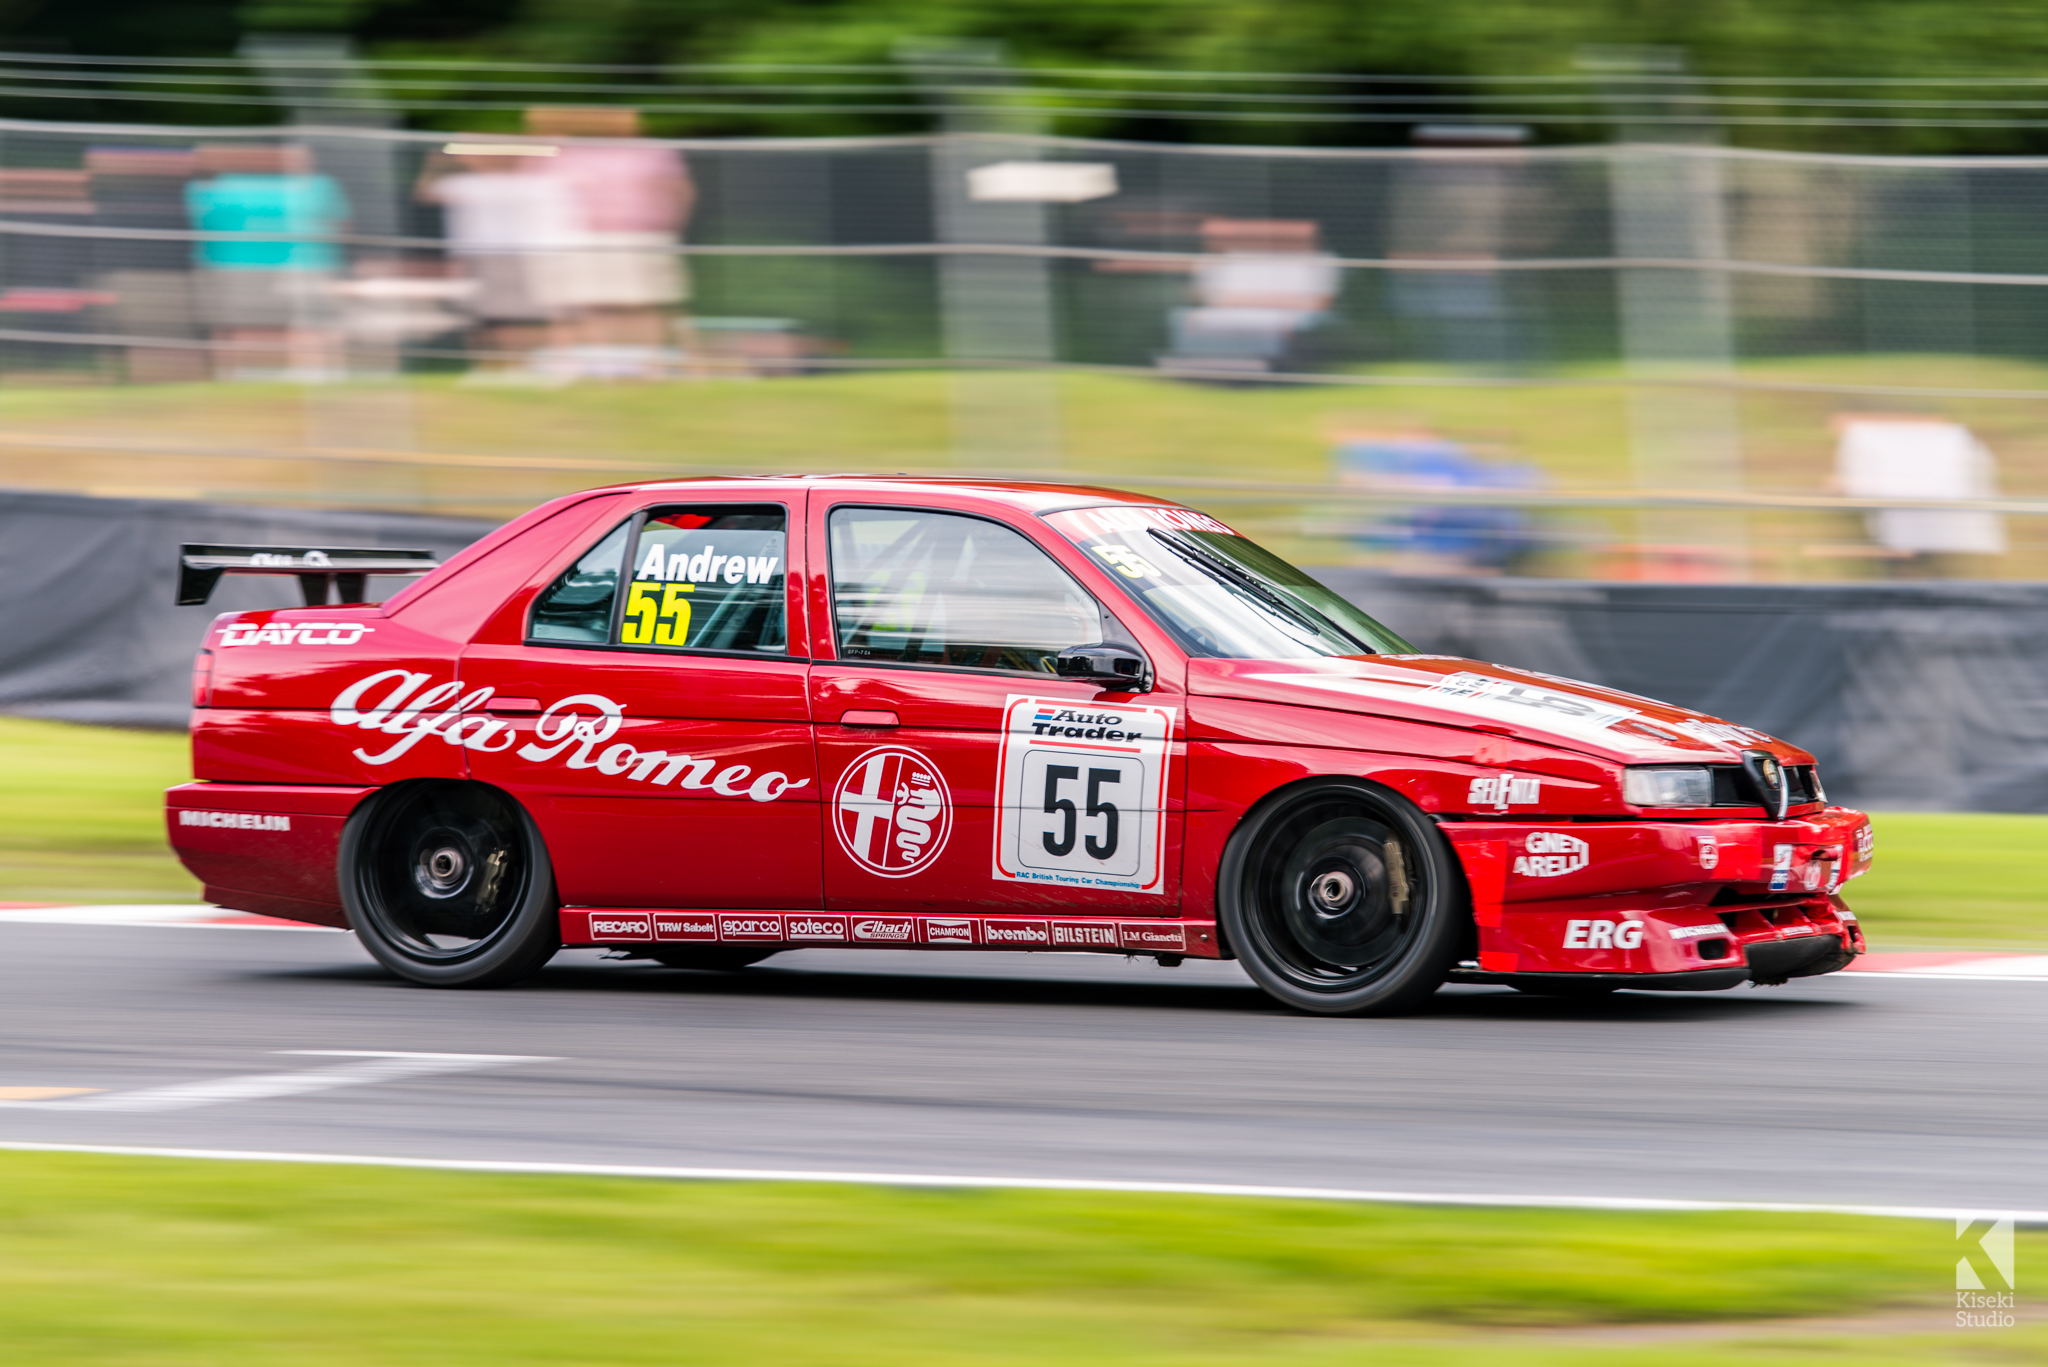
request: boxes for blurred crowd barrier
[1,114,2048,577]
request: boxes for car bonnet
[1185,655,1813,766]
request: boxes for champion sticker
[993,695,1175,895]
[832,746,952,878]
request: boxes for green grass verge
[3,716,2044,948]
[1845,812,2048,950]
[0,1152,2029,1365]
[0,716,200,903]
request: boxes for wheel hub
[413,836,473,899]
[1309,868,1357,911]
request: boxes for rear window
[528,504,788,653]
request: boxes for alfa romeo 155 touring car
[167,477,1870,1015]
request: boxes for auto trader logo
[832,746,952,878]
[1957,1216,2017,1329]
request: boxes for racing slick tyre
[1218,780,1465,1017]
[648,949,777,972]
[340,782,561,989]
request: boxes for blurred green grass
[0,1152,2026,1365]
[1,716,2043,948]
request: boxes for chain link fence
[2,116,2047,575]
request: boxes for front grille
[1708,764,1821,808]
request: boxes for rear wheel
[1218,781,1465,1016]
[340,782,560,988]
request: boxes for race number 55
[1041,765,1121,860]
[621,581,694,646]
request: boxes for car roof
[583,474,1189,517]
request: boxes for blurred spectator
[1833,414,2007,573]
[1336,429,1541,574]
[185,144,350,379]
[88,146,204,382]
[525,106,693,355]
[1160,218,1340,376]
[416,144,577,365]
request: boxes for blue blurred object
[1335,435,1540,570]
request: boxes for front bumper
[1441,805,1871,984]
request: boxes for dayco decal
[219,621,375,648]
[327,671,810,802]
[1514,831,1589,878]
[832,746,952,877]
[178,810,290,831]
[1468,774,1539,811]
[1564,918,1644,949]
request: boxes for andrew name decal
[327,670,810,802]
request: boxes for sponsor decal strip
[562,910,1210,955]
[0,1141,2027,1222]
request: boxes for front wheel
[1218,781,1466,1016]
[340,782,561,988]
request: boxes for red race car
[166,477,1869,1015]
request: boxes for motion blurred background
[2,0,2047,811]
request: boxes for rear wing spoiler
[177,544,441,607]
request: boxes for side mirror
[1054,644,1150,692]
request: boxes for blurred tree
[0,0,2047,150]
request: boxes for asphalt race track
[1,920,2042,1212]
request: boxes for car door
[460,495,818,910]
[807,495,1185,925]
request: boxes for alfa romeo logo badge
[832,746,952,877]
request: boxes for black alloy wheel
[648,948,777,972]
[1218,780,1466,1016]
[340,782,561,987]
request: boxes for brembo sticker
[993,695,1175,895]
[326,671,810,802]
[832,746,952,877]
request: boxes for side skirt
[562,909,1221,959]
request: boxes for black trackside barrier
[2,489,2046,812]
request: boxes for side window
[829,507,1099,674]
[618,505,787,653]
[528,518,630,643]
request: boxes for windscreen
[1046,505,1415,659]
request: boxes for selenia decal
[832,746,952,877]
[993,695,1175,895]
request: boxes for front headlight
[1623,765,1713,807]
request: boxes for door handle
[484,697,543,715]
[839,709,899,727]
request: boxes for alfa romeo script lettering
[326,671,809,802]
[993,695,1175,895]
[833,746,952,877]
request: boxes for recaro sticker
[832,745,952,878]
[993,695,1175,895]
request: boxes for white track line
[4,1052,551,1113]
[0,1140,2031,1223]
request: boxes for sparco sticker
[832,746,952,877]
[993,695,1175,895]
